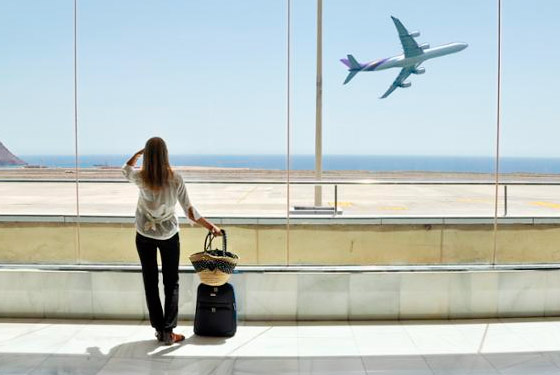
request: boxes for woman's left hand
[210,225,223,236]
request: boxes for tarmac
[2,180,560,218]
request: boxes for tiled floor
[3,318,560,374]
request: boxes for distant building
[0,141,26,166]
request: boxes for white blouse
[122,164,202,240]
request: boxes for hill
[0,141,26,166]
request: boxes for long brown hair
[140,137,174,191]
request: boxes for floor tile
[54,320,143,357]
[0,321,88,354]
[497,354,559,375]
[499,320,560,352]
[352,324,418,356]
[96,357,172,375]
[298,337,360,357]
[483,352,558,374]
[424,354,497,375]
[233,358,300,375]
[28,354,109,375]
[362,355,433,374]
[299,357,366,374]
[404,323,483,354]
[229,337,298,357]
[0,353,49,375]
[297,321,354,338]
[167,358,228,375]
[0,320,49,344]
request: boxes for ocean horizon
[7,154,560,174]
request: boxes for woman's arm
[177,177,222,236]
[197,218,222,236]
[126,149,144,166]
[122,149,144,182]
[189,209,222,236]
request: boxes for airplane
[341,16,468,98]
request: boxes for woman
[123,137,222,345]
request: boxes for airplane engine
[409,31,420,38]
[413,67,425,75]
[399,81,412,88]
[419,43,430,50]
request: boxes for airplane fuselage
[357,42,467,72]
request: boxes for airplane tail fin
[340,54,361,69]
[341,54,361,85]
[346,54,361,69]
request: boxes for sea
[10,154,560,174]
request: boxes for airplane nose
[459,42,468,50]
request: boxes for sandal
[163,331,185,345]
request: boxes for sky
[0,0,559,157]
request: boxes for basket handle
[204,229,227,256]
[204,231,212,253]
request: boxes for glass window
[496,0,560,264]
[289,0,498,265]
[77,1,288,264]
[0,2,78,263]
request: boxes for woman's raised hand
[126,148,144,167]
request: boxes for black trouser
[136,232,180,333]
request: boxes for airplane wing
[380,67,414,99]
[391,16,423,58]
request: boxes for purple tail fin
[340,58,351,68]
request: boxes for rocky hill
[0,141,26,166]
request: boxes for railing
[1,178,557,217]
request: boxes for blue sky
[1,0,559,157]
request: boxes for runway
[2,180,560,218]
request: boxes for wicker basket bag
[189,230,239,286]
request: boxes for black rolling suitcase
[194,282,237,337]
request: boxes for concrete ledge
[3,220,560,265]
[1,268,558,320]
